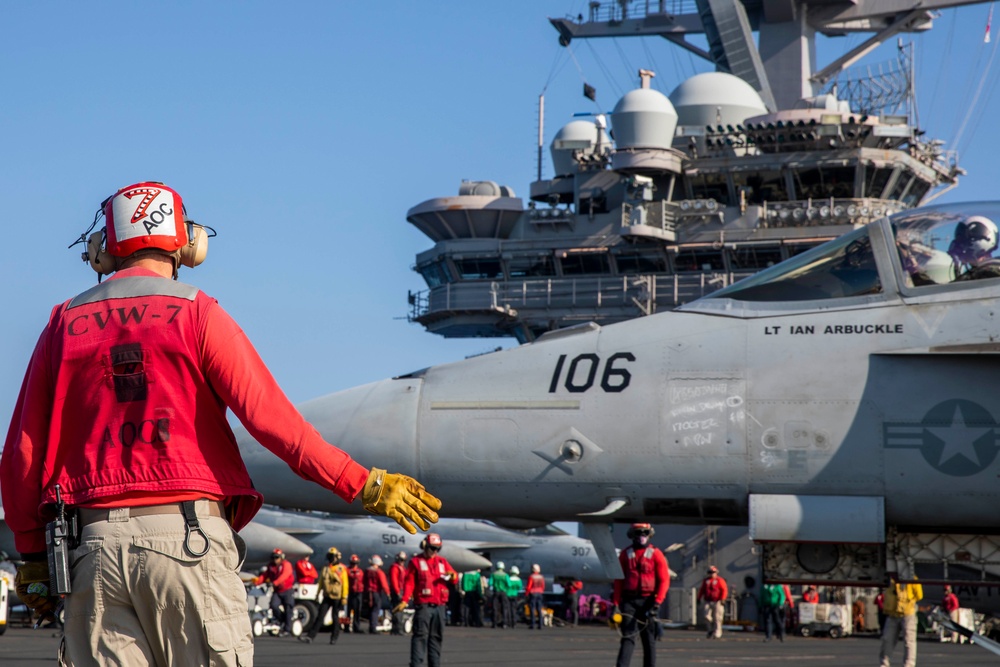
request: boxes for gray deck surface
[0,621,996,666]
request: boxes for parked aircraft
[239,201,1000,586]
[435,519,607,582]
[251,506,492,574]
[254,506,606,582]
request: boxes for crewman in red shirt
[0,182,443,665]
[802,585,820,603]
[698,565,729,639]
[256,548,297,635]
[395,533,457,667]
[390,551,409,635]
[612,523,670,667]
[564,578,584,626]
[296,554,319,585]
[942,585,961,643]
[347,554,365,633]
[526,564,547,629]
[364,554,391,633]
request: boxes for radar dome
[610,87,678,150]
[669,72,768,129]
[550,120,611,177]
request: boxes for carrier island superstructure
[405,1,979,343]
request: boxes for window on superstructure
[888,174,913,202]
[728,245,783,270]
[902,180,930,207]
[613,250,668,274]
[454,258,503,280]
[507,255,556,278]
[686,173,731,205]
[418,261,450,287]
[559,252,611,275]
[863,166,893,199]
[673,248,725,272]
[793,167,856,199]
[732,170,788,204]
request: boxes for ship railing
[579,1,698,24]
[408,272,748,323]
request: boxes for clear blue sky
[2,1,998,437]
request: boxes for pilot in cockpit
[949,215,1000,280]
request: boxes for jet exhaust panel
[761,541,886,584]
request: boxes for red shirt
[1,268,369,554]
[943,592,960,613]
[698,575,728,602]
[526,573,546,594]
[364,567,389,594]
[347,565,365,593]
[613,546,670,605]
[803,590,820,604]
[566,580,584,594]
[263,559,295,594]
[296,559,318,584]
[390,562,407,595]
[402,554,456,605]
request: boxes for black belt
[77,500,224,527]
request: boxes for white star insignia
[925,405,993,468]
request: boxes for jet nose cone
[440,544,491,572]
[299,378,422,473]
[239,521,313,570]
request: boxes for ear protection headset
[84,221,208,275]
[75,182,211,277]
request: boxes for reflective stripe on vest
[69,276,199,308]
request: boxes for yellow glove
[15,561,59,622]
[393,601,409,613]
[362,467,442,534]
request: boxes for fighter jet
[251,506,492,574]
[254,505,605,582]
[432,520,607,582]
[239,201,1000,586]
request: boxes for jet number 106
[548,353,635,393]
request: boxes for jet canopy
[701,202,1000,304]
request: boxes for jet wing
[446,540,533,552]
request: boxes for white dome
[669,72,768,128]
[610,88,678,150]
[550,120,611,176]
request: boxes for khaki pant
[60,501,253,666]
[703,600,725,638]
[880,613,917,667]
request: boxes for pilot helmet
[350,554,360,564]
[370,554,383,567]
[510,566,520,576]
[531,564,541,573]
[708,565,719,575]
[951,215,999,262]
[271,548,285,560]
[396,551,408,562]
[496,561,505,571]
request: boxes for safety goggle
[634,530,651,537]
